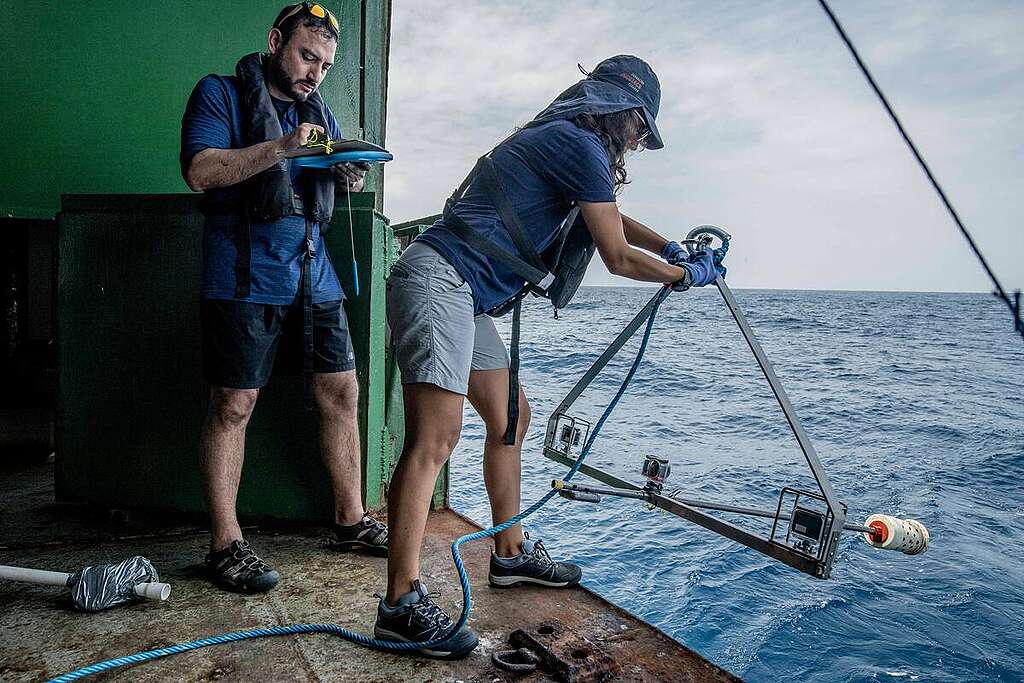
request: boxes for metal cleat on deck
[508,620,621,683]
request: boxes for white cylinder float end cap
[863,514,929,555]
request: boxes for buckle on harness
[442,197,458,218]
[305,237,317,259]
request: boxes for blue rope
[50,287,670,683]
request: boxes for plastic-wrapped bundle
[0,556,169,611]
[68,556,163,612]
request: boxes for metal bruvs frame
[544,226,875,579]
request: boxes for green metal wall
[13,1,413,519]
[0,1,390,219]
[56,193,402,518]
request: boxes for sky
[382,0,1023,292]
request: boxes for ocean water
[447,287,1024,683]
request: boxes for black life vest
[234,52,336,224]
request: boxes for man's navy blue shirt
[181,74,344,305]
[417,119,617,314]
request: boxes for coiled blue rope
[50,287,670,683]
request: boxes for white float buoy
[863,514,929,555]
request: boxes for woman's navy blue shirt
[417,119,617,314]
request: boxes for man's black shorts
[201,299,356,389]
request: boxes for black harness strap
[476,159,551,280]
[442,157,554,291]
[444,211,550,287]
[544,206,581,270]
[442,155,587,446]
[503,298,524,444]
[442,156,549,446]
[302,218,316,410]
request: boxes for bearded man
[180,2,387,594]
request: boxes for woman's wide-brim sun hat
[529,54,664,150]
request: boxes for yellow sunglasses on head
[275,2,339,35]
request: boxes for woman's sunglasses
[633,110,652,146]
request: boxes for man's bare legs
[200,386,259,551]
[201,370,365,551]
[385,383,465,604]
[467,368,530,558]
[313,370,366,525]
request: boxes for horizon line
[578,284,997,295]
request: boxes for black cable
[817,0,1024,342]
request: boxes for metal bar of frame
[546,449,827,578]
[544,289,666,448]
[713,278,847,533]
[557,480,874,535]
[542,275,851,578]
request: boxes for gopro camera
[641,455,671,484]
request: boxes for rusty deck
[0,459,738,682]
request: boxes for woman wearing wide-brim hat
[375,55,726,658]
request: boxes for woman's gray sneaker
[488,534,582,588]
[205,539,280,594]
[329,514,389,556]
[373,580,479,659]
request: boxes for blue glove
[661,240,687,266]
[712,237,730,279]
[679,248,723,288]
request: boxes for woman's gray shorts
[386,241,509,395]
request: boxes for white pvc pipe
[134,582,171,601]
[0,565,72,587]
